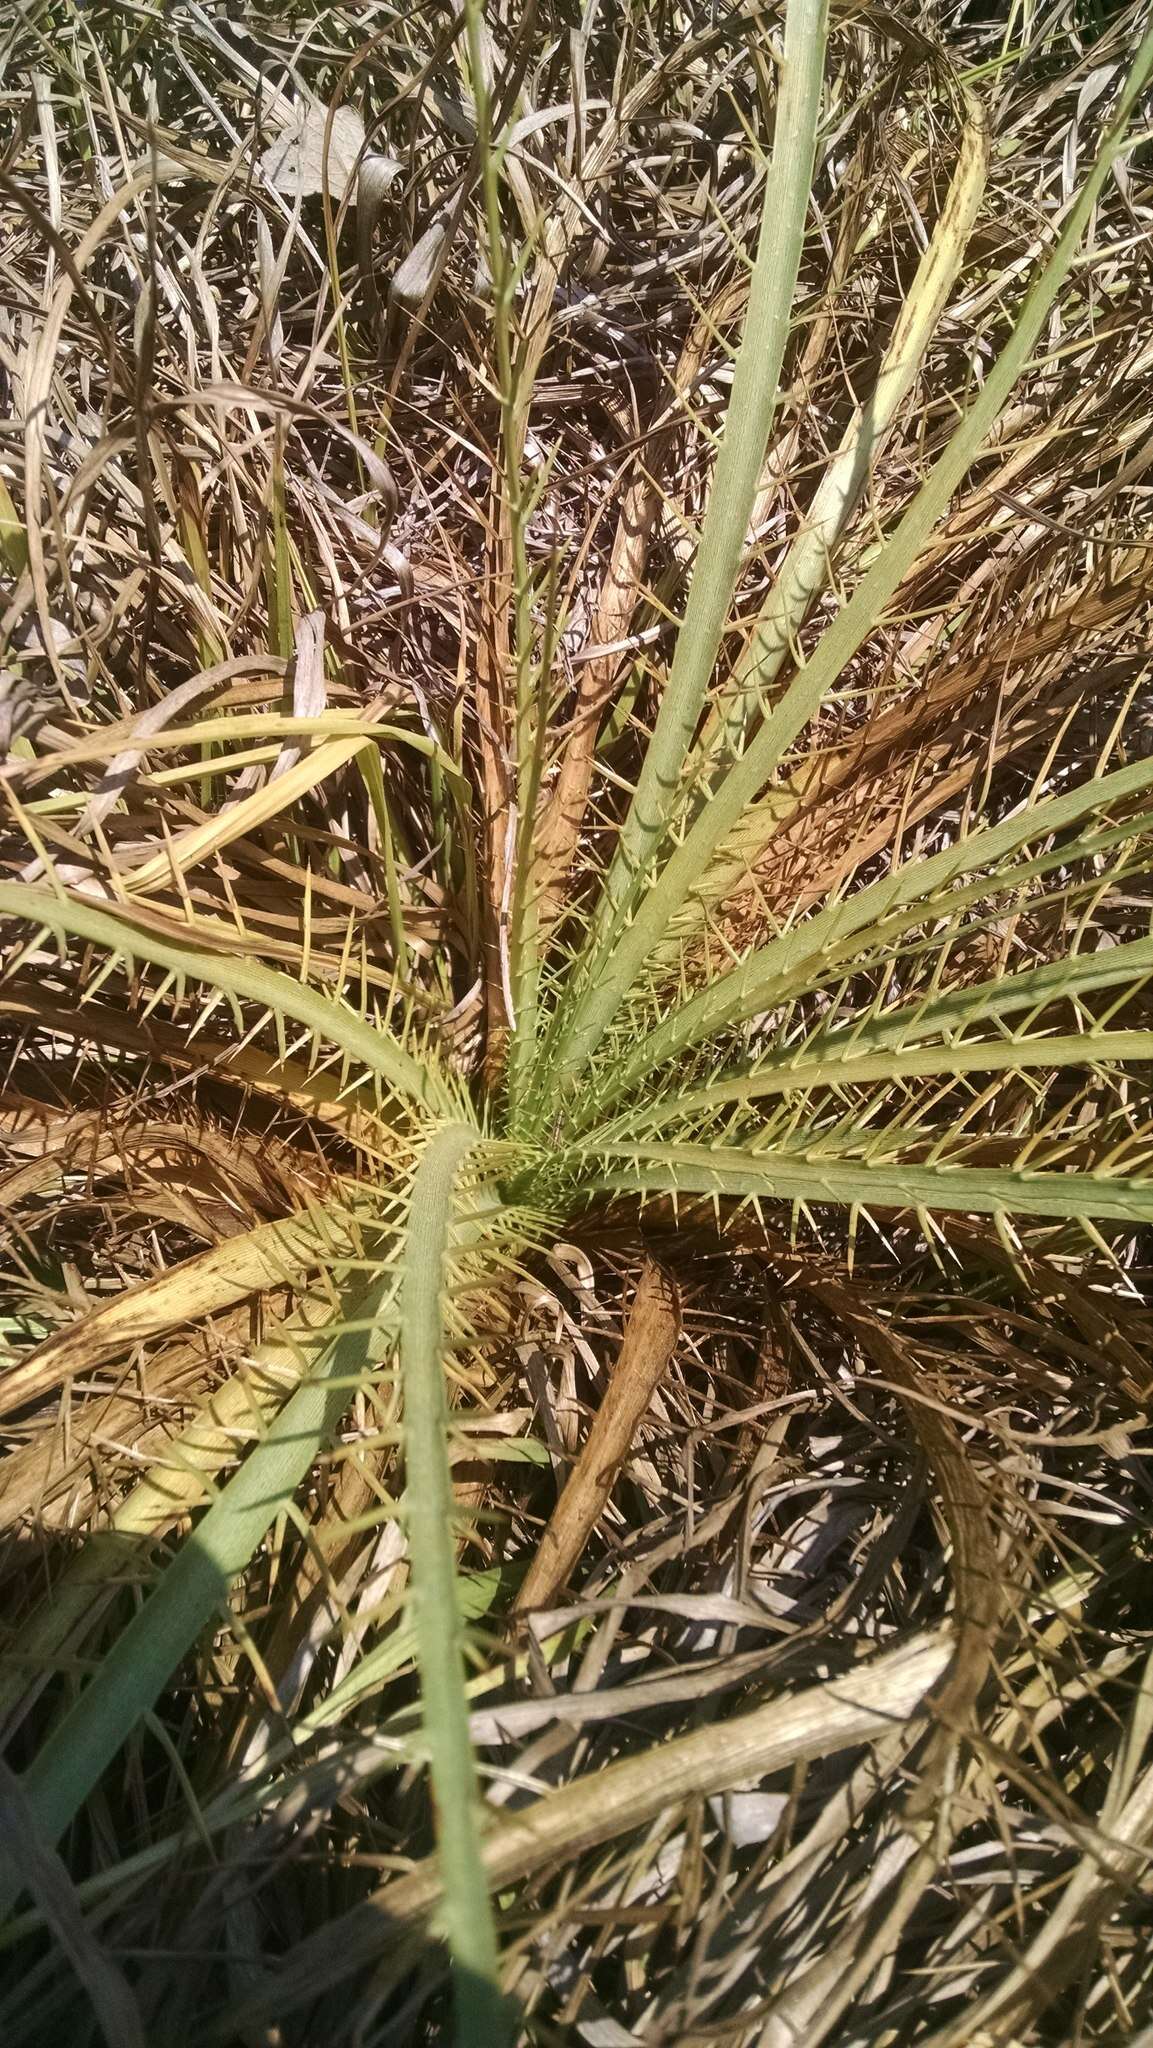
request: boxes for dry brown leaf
[388,219,448,322]
[515,1260,680,1612]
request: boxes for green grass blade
[400,1123,512,2047]
[588,1144,1153,1225]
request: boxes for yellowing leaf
[123,733,372,894]
[0,1207,357,1420]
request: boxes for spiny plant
[2,0,1153,2042]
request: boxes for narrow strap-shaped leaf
[576,753,1153,1118]
[33,713,463,775]
[545,23,1153,1097]
[3,1266,397,1900]
[586,1143,1153,1225]
[699,87,988,763]
[592,1031,1153,1140]
[400,1122,512,2047]
[0,1288,355,1733]
[0,882,451,1113]
[587,937,1153,1138]
[0,1202,359,1420]
[121,734,371,894]
[585,0,829,952]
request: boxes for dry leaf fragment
[259,100,400,205]
[515,1260,681,1612]
[269,608,326,785]
[388,219,448,323]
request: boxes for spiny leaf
[578,755,1153,1119]
[0,1203,364,1421]
[399,1121,512,2046]
[2,1263,400,1895]
[587,1142,1153,1225]
[547,24,1153,1094]
[584,0,830,955]
[596,1031,1153,1140]
[0,884,453,1115]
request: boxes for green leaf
[588,1143,1153,1225]
[544,20,1153,1099]
[0,883,452,1115]
[399,1122,513,2047]
[3,1268,398,1901]
[595,1031,1153,1140]
[579,0,830,956]
[580,753,1153,1120]
[699,89,988,763]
